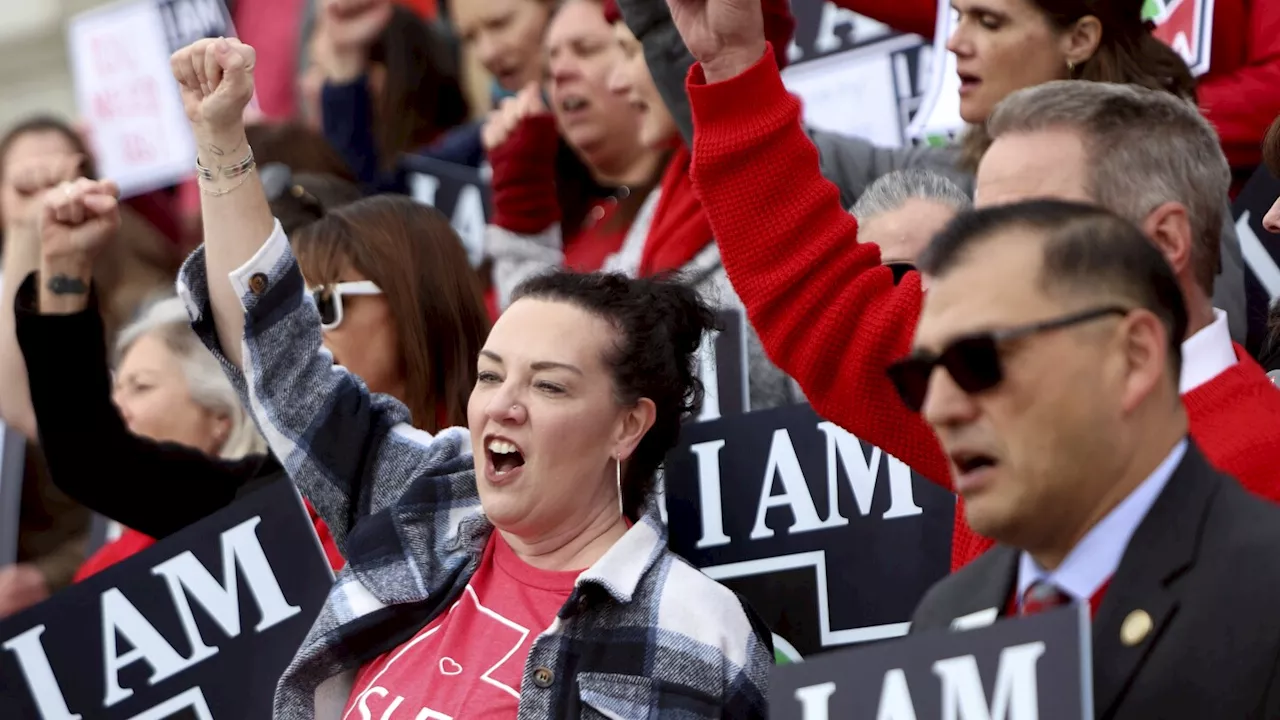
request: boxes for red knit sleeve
[687,47,952,489]
[487,114,563,234]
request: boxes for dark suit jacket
[910,442,1280,720]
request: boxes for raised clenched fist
[39,178,121,269]
[169,37,257,134]
[3,153,85,232]
[666,0,767,83]
[482,83,551,151]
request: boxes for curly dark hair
[510,271,717,519]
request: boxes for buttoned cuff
[226,219,293,312]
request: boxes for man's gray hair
[988,80,1229,295]
[850,169,971,223]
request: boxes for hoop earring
[615,455,624,519]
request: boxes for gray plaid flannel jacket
[177,223,773,719]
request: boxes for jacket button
[248,273,269,295]
[532,667,554,688]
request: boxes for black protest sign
[789,0,902,66]
[0,478,333,720]
[403,155,492,268]
[770,605,1091,719]
[156,0,234,52]
[1231,166,1280,302]
[665,402,954,658]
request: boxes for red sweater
[687,48,1280,570]
[831,0,1280,170]
[488,114,629,274]
[74,499,345,582]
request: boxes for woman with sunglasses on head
[173,37,771,719]
[14,164,488,581]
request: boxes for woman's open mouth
[486,436,527,480]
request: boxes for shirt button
[532,667,554,688]
[248,273,269,295]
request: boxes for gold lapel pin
[1121,610,1153,646]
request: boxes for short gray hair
[116,297,266,460]
[850,169,971,223]
[988,80,1229,295]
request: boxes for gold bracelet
[198,164,257,197]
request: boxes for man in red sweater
[668,0,1280,570]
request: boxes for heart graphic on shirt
[439,657,463,676]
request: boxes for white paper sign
[67,1,196,198]
[66,0,239,198]
[783,34,923,148]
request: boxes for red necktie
[1020,580,1070,616]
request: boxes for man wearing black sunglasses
[905,200,1280,720]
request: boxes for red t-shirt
[344,534,578,719]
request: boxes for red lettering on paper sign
[92,77,162,121]
[89,34,133,77]
[122,132,160,165]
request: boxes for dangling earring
[615,454,624,519]
[1066,60,1076,76]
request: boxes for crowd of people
[2,0,1280,716]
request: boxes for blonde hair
[115,296,267,460]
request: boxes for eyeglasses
[886,306,1131,413]
[309,281,383,330]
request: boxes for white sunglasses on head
[309,281,382,330]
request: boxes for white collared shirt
[1016,440,1188,605]
[1179,309,1237,393]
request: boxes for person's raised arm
[482,84,567,309]
[171,37,274,369]
[665,0,951,485]
[169,39,475,548]
[20,177,263,539]
[315,0,396,188]
[0,154,84,439]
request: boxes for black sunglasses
[886,306,1131,412]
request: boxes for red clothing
[232,0,305,120]
[639,146,714,276]
[344,534,576,720]
[487,114,628,274]
[75,528,156,583]
[831,0,1280,170]
[686,48,1280,572]
[74,498,345,582]
[1198,0,1280,169]
[1004,579,1111,618]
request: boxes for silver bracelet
[220,148,256,179]
[196,146,255,180]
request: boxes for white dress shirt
[1179,309,1237,394]
[1016,440,1188,605]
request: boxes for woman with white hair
[70,295,271,580]
[13,178,345,578]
